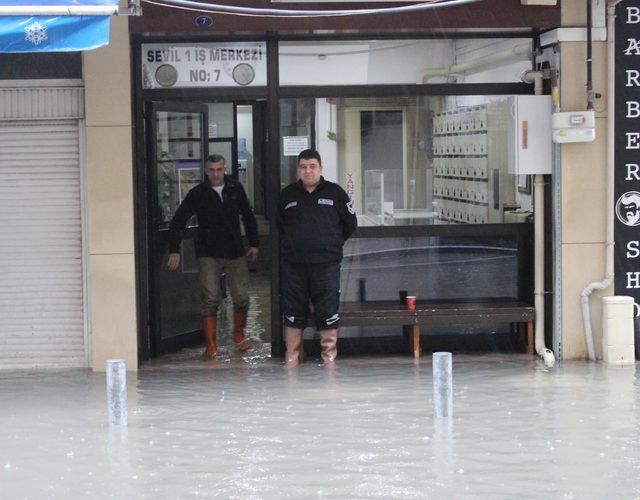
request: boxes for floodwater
[2,355,640,499]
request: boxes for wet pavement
[2,354,640,499]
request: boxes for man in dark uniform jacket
[167,154,259,358]
[278,149,357,368]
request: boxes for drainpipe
[521,70,556,367]
[521,70,545,95]
[417,42,533,83]
[580,0,620,361]
[586,0,595,110]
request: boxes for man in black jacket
[168,154,259,358]
[278,149,357,368]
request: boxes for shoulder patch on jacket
[347,200,355,214]
[318,198,334,206]
[284,201,297,210]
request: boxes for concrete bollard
[433,352,453,418]
[602,296,635,365]
[106,359,127,427]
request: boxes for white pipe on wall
[524,70,556,367]
[580,0,620,361]
[417,42,533,83]
[521,70,545,95]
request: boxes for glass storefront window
[280,95,534,227]
[207,102,234,138]
[279,38,532,86]
[155,110,203,229]
[341,235,520,303]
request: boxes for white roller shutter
[0,118,85,369]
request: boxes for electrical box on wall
[507,95,552,175]
[552,110,596,143]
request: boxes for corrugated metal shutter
[0,86,83,121]
[0,120,85,369]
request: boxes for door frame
[145,100,209,357]
[136,97,272,360]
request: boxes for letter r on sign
[627,164,640,181]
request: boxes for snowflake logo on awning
[24,21,47,46]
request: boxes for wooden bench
[339,300,535,358]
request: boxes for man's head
[205,154,226,187]
[297,149,323,190]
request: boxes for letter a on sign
[625,38,640,55]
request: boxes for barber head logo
[616,191,640,226]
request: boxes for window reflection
[341,236,520,303]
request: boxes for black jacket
[168,177,259,259]
[278,177,358,264]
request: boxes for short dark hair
[297,149,321,165]
[205,154,226,166]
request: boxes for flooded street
[2,356,640,499]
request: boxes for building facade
[0,0,616,369]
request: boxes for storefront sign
[141,42,267,88]
[282,136,309,156]
[615,1,640,341]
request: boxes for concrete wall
[559,0,611,359]
[83,13,137,371]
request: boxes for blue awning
[0,1,119,52]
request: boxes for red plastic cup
[406,296,416,310]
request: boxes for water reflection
[2,360,640,498]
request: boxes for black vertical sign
[615,0,640,356]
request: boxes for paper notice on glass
[283,136,309,156]
[208,123,217,138]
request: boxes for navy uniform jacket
[168,177,259,259]
[278,177,358,264]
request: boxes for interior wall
[279,40,454,86]
[339,108,363,215]
[315,98,338,182]
[453,38,533,85]
[236,105,254,203]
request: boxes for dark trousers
[282,260,341,330]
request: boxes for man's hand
[246,247,259,264]
[167,253,181,270]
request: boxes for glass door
[147,101,208,355]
